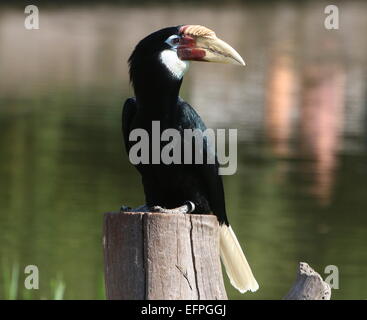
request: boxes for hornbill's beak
[177,25,245,66]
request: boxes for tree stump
[103,211,227,300]
[283,262,331,300]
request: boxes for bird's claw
[120,205,132,212]
[120,202,195,214]
[150,206,165,212]
[120,204,150,212]
[149,201,195,214]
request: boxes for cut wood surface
[103,211,227,300]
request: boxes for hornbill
[122,25,259,293]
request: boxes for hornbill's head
[129,25,245,92]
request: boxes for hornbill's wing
[122,97,137,155]
[177,98,229,225]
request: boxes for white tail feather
[219,224,259,293]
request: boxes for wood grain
[103,211,227,300]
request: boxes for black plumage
[122,26,228,225]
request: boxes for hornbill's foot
[150,201,195,214]
[120,204,150,213]
[120,205,132,212]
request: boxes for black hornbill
[122,25,258,293]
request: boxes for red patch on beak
[177,35,206,61]
[177,48,206,61]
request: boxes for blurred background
[0,0,366,299]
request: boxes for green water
[0,2,366,299]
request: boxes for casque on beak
[177,25,245,66]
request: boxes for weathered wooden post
[103,211,228,300]
[283,262,331,300]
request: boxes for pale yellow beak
[177,25,245,66]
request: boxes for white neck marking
[160,49,189,80]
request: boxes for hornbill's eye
[165,35,181,48]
